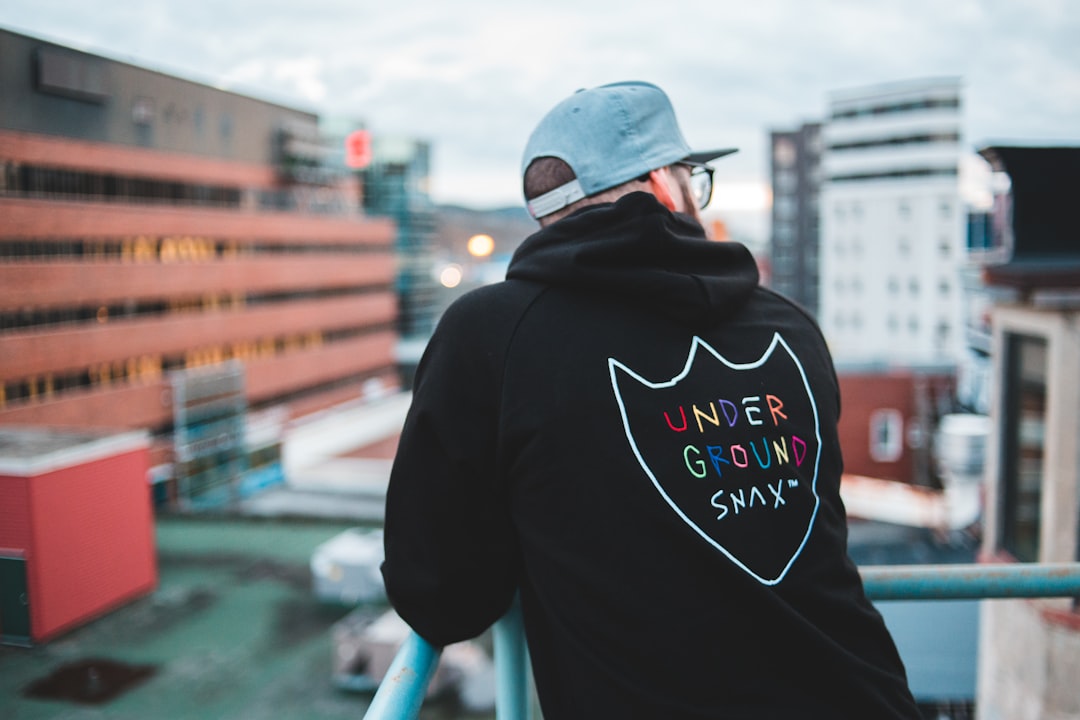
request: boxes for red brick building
[0,29,400,487]
[837,368,956,486]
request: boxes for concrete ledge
[282,392,411,475]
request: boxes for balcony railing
[362,562,1080,720]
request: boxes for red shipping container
[0,428,157,645]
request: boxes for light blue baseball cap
[522,81,736,218]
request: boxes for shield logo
[608,333,821,585]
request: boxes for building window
[1000,333,1047,562]
[773,223,794,244]
[936,321,951,349]
[132,97,155,125]
[36,47,108,103]
[774,138,796,167]
[775,170,796,193]
[898,235,910,256]
[774,196,796,219]
[869,409,904,462]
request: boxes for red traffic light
[345,130,372,169]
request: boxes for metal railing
[362,563,1080,720]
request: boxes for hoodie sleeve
[381,286,522,648]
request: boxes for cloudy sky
[4,0,1078,215]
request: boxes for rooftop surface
[0,516,487,720]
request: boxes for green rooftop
[0,516,489,720]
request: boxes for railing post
[492,598,531,720]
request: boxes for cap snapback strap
[526,178,586,219]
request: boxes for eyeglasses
[678,161,714,210]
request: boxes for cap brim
[686,148,738,164]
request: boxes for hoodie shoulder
[421,278,549,381]
[755,286,831,348]
[436,278,547,337]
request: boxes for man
[382,81,920,719]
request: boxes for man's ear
[647,168,677,211]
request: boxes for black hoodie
[382,193,920,719]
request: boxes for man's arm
[381,288,522,647]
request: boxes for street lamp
[438,264,463,289]
[467,234,495,258]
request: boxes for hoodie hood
[506,192,760,325]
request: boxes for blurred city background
[1,3,1078,719]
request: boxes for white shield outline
[608,332,821,585]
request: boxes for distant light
[467,234,495,258]
[439,264,463,288]
[709,181,771,212]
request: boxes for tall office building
[0,29,400,504]
[769,123,823,316]
[819,78,965,364]
[359,136,438,387]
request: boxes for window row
[0,285,392,333]
[833,197,954,221]
[832,313,952,338]
[832,276,953,296]
[831,236,954,259]
[829,167,958,183]
[0,324,391,410]
[1,163,241,207]
[828,131,960,152]
[0,163,359,215]
[0,236,387,262]
[830,96,960,120]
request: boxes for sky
[4,0,1079,219]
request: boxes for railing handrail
[362,630,440,720]
[860,561,1080,600]
[362,562,1080,720]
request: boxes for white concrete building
[820,78,966,365]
